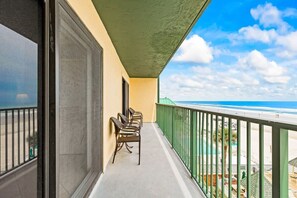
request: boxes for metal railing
[0,107,37,176]
[156,103,297,198]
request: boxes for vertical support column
[237,120,241,198]
[259,124,264,198]
[206,113,209,194]
[198,112,201,184]
[228,118,232,198]
[210,114,213,197]
[202,113,205,191]
[190,110,197,178]
[247,122,251,198]
[272,127,288,198]
[221,116,225,197]
[215,115,219,198]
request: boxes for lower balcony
[89,123,204,197]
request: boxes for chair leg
[125,143,133,153]
[138,137,141,165]
[112,142,118,163]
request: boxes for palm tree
[213,127,237,177]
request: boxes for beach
[0,110,37,174]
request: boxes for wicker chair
[110,117,141,165]
[118,113,141,130]
[128,107,143,127]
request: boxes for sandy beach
[0,110,37,174]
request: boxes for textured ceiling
[92,0,210,77]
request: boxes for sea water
[176,101,297,115]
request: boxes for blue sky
[160,0,297,101]
[0,24,37,107]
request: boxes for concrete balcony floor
[90,123,204,198]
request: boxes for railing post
[259,124,264,198]
[272,126,288,198]
[171,106,174,147]
[190,110,197,178]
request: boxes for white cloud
[239,50,290,83]
[237,25,277,43]
[264,76,291,84]
[250,3,290,32]
[173,35,213,64]
[276,31,297,54]
[283,8,297,18]
[171,75,204,89]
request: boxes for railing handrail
[0,106,37,111]
[156,103,294,198]
[156,103,297,131]
[0,106,38,176]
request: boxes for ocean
[175,101,297,115]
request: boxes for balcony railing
[156,103,297,198]
[0,107,37,176]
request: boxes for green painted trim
[198,112,201,183]
[247,122,251,198]
[171,106,174,147]
[259,124,264,198]
[206,113,209,194]
[228,118,232,198]
[216,115,219,198]
[237,120,241,198]
[156,103,292,198]
[210,114,213,197]
[221,117,225,197]
[190,110,197,178]
[202,113,205,191]
[272,127,288,198]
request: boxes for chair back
[128,108,135,117]
[110,117,124,135]
[118,113,129,126]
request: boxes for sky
[0,24,37,108]
[160,0,297,101]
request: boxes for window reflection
[0,24,37,108]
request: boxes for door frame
[45,0,104,197]
[122,78,129,116]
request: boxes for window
[47,1,103,196]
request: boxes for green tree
[213,127,237,177]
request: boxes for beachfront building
[0,0,296,198]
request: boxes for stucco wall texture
[130,78,158,122]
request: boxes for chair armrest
[132,115,143,119]
[133,112,143,116]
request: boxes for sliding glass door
[47,1,103,197]
[0,0,44,197]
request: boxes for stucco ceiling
[92,0,210,78]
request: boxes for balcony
[0,107,37,176]
[89,123,204,197]
[155,103,297,198]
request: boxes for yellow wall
[130,78,158,122]
[67,0,129,170]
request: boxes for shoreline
[176,103,297,126]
